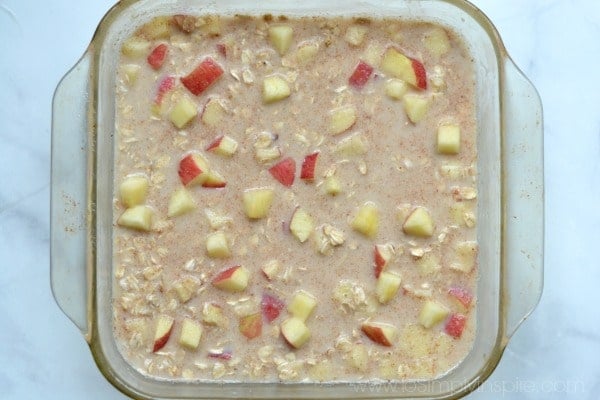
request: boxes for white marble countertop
[0,0,598,398]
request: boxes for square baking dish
[51,0,543,398]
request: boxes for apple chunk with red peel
[361,322,398,347]
[170,96,198,129]
[117,205,153,231]
[289,207,314,243]
[239,312,262,339]
[374,243,393,278]
[300,152,319,181]
[288,290,317,322]
[403,207,434,238]
[242,188,274,219]
[178,153,209,186]
[147,43,167,70]
[181,57,224,96]
[375,271,402,304]
[153,76,175,107]
[201,170,227,188]
[262,293,285,323]
[349,61,374,89]
[206,135,238,157]
[167,188,196,218]
[152,315,174,352]
[445,313,467,338]
[179,318,202,350]
[119,175,149,208]
[269,157,296,187]
[419,300,449,329]
[281,317,311,349]
[448,287,473,309]
[381,47,427,90]
[212,266,249,292]
[351,202,379,238]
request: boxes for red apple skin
[445,313,467,338]
[374,246,386,278]
[349,61,374,88]
[261,293,285,323]
[411,58,427,90]
[208,349,232,360]
[206,136,224,152]
[201,179,227,188]
[269,157,296,187]
[361,324,392,347]
[300,152,319,180]
[448,287,473,308]
[178,154,204,186]
[154,75,175,105]
[212,265,240,285]
[239,313,262,339]
[147,44,168,70]
[181,58,224,96]
[216,43,227,57]
[152,326,173,352]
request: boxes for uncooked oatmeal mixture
[113,14,478,383]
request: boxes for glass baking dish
[50,0,543,398]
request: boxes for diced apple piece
[122,64,141,85]
[402,207,434,237]
[178,153,209,186]
[351,202,379,238]
[450,241,478,273]
[300,152,319,180]
[202,303,229,328]
[167,188,196,218]
[403,94,431,124]
[361,321,398,346]
[296,42,319,64]
[262,76,291,104]
[242,188,275,219]
[335,132,368,156]
[381,47,427,90]
[121,37,151,58]
[281,317,311,349]
[424,27,450,57]
[147,43,168,70]
[444,313,467,338]
[416,253,441,276]
[201,170,227,188]
[374,243,394,278]
[179,318,202,350]
[324,175,342,195]
[206,231,231,258]
[255,147,282,163]
[208,349,232,360]
[117,205,153,231]
[268,157,296,187]
[345,25,368,46]
[289,208,314,243]
[349,344,369,372]
[152,315,174,352]
[437,124,461,154]
[362,42,384,67]
[239,312,262,339]
[384,78,408,100]
[349,61,374,88]
[419,300,449,328]
[139,16,171,40]
[448,287,473,309]
[201,98,226,127]
[288,290,317,322]
[153,76,176,109]
[329,106,357,135]
[181,58,224,96]
[173,15,197,34]
[262,293,285,323]
[173,277,198,303]
[376,271,402,304]
[212,265,249,292]
[261,259,280,280]
[170,96,198,129]
[268,25,293,55]
[119,175,149,208]
[204,208,232,229]
[206,135,238,156]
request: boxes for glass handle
[50,52,92,338]
[502,58,544,338]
